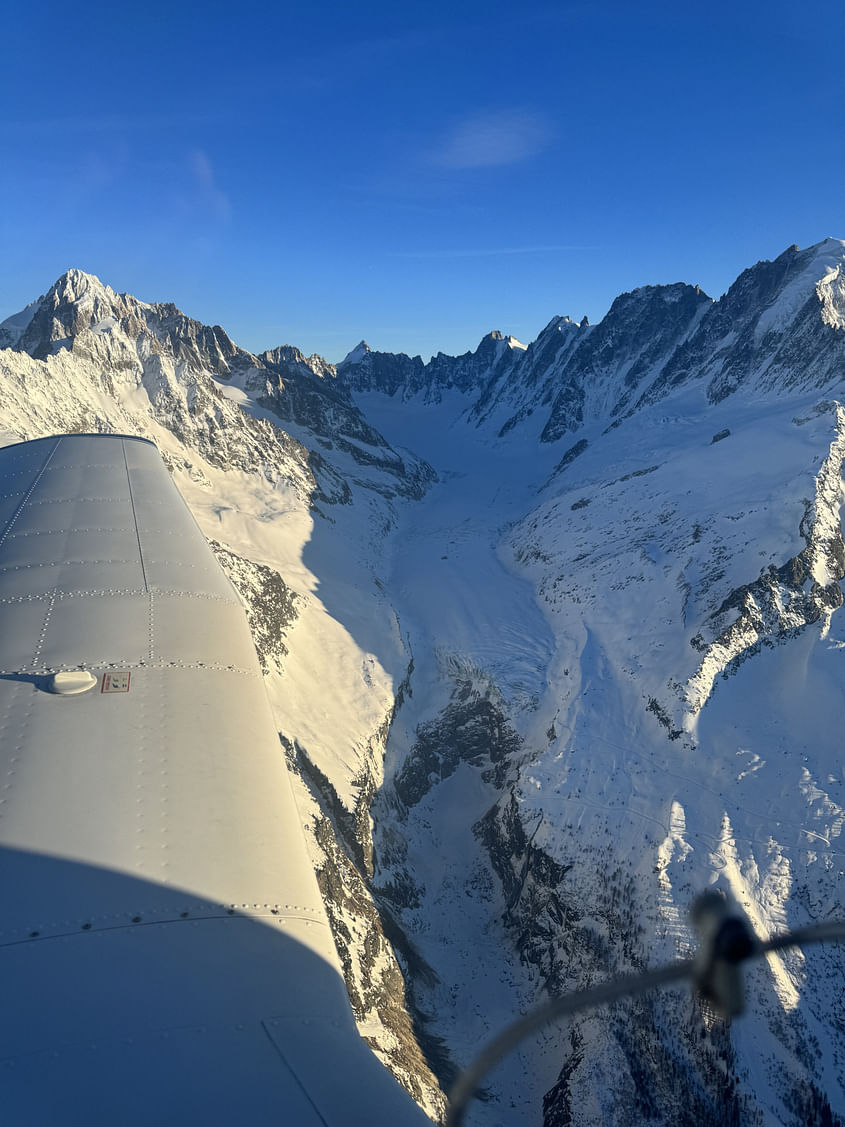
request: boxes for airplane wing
[0,433,429,1125]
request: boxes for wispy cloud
[391,244,593,259]
[4,110,234,135]
[428,109,553,169]
[188,149,231,221]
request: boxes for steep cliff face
[477,795,757,1127]
[681,404,845,725]
[642,240,845,407]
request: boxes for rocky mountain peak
[0,268,250,378]
[531,315,582,345]
[468,329,504,361]
[340,340,373,366]
[10,269,131,360]
[52,267,111,303]
[717,239,845,326]
[259,345,339,388]
[605,280,712,321]
[262,343,310,367]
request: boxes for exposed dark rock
[394,680,523,808]
[647,696,684,741]
[310,811,445,1117]
[283,701,450,1120]
[552,438,589,477]
[208,540,297,674]
[540,283,712,442]
[477,798,753,1127]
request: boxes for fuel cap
[46,670,98,695]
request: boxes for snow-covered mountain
[338,329,528,403]
[338,239,845,444]
[2,240,845,1126]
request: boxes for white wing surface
[0,434,429,1125]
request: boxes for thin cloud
[429,109,553,169]
[4,110,233,135]
[391,245,593,259]
[189,149,231,221]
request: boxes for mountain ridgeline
[336,239,845,439]
[5,239,845,451]
[2,239,845,1127]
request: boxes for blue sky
[3,0,844,362]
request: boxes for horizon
[3,236,842,368]
[3,1,844,364]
